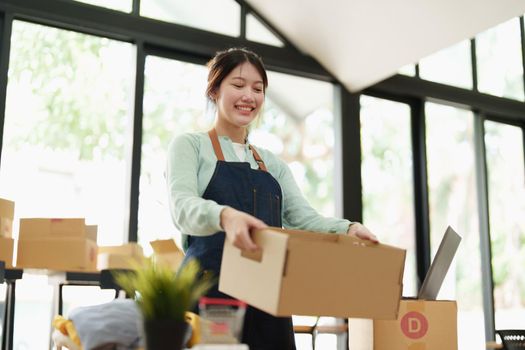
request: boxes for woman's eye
[254,88,263,93]
[232,84,243,88]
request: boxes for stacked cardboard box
[97,243,146,270]
[0,198,15,267]
[16,218,97,272]
[219,227,406,319]
[150,239,185,272]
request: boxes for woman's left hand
[347,222,379,243]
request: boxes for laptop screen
[417,226,462,300]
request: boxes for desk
[1,262,23,350]
[50,269,131,314]
[1,267,131,350]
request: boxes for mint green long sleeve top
[166,131,352,251]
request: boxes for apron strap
[208,129,225,161]
[208,129,268,172]
[248,145,268,172]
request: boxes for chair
[293,316,320,349]
[496,330,525,350]
[293,317,349,349]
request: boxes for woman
[167,47,378,349]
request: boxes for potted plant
[115,258,214,350]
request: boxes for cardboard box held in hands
[348,226,461,350]
[219,227,406,319]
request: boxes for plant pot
[144,319,189,350]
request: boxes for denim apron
[182,129,296,350]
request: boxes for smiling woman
[165,47,377,350]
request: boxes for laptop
[417,225,462,300]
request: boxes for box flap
[98,243,144,257]
[219,228,289,315]
[150,239,183,254]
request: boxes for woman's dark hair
[206,47,268,102]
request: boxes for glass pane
[13,274,54,350]
[62,286,116,317]
[73,0,132,12]
[419,39,472,89]
[140,0,240,37]
[398,63,416,76]
[1,20,135,246]
[476,17,524,101]
[360,95,417,296]
[139,56,210,253]
[425,102,484,349]
[246,13,284,47]
[485,121,525,329]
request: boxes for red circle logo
[400,311,428,339]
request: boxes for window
[246,13,284,47]
[476,18,524,101]
[425,102,485,349]
[140,0,241,37]
[419,40,472,89]
[360,95,417,296]
[1,20,135,348]
[485,121,525,329]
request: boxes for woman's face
[214,62,265,131]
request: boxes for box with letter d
[349,226,461,350]
[349,299,457,350]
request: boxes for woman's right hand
[220,207,267,252]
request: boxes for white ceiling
[246,0,525,92]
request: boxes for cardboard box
[97,243,145,270]
[85,225,98,242]
[16,237,97,272]
[219,227,406,319]
[0,198,14,238]
[150,239,185,272]
[348,226,461,349]
[0,237,14,267]
[348,299,457,350]
[0,217,13,239]
[19,218,89,239]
